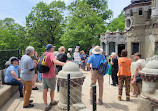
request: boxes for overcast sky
[0,0,131,26]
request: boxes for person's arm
[52,59,65,66]
[133,60,139,80]
[28,59,35,71]
[11,71,20,81]
[134,68,139,80]
[86,56,92,68]
[87,63,90,67]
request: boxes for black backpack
[37,53,52,73]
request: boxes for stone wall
[126,26,145,58]
[0,70,2,86]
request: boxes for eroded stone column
[138,56,158,111]
[57,62,85,110]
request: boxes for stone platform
[1,70,138,111]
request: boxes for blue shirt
[15,65,20,78]
[80,54,88,61]
[88,54,106,68]
[4,64,17,83]
[89,48,93,55]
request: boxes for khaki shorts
[42,78,56,91]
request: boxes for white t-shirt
[73,52,80,61]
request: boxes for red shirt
[42,52,55,78]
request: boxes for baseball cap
[11,57,19,63]
[45,44,55,51]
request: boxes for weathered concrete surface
[1,70,137,111]
[0,85,18,109]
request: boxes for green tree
[26,1,66,53]
[61,0,112,52]
[106,11,125,32]
[0,18,28,53]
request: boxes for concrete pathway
[1,70,137,111]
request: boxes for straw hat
[59,46,65,54]
[92,46,103,54]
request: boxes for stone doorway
[118,44,125,57]
[109,42,115,55]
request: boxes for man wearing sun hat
[87,46,106,105]
[42,44,65,111]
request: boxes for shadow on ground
[104,101,129,111]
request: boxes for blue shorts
[133,74,142,83]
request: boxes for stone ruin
[137,55,158,111]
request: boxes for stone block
[71,103,86,111]
[79,109,91,111]
[137,95,153,111]
[0,85,18,108]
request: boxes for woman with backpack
[56,46,68,92]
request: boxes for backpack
[98,56,109,76]
[37,53,52,73]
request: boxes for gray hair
[25,46,35,55]
[111,52,117,57]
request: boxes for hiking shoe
[118,96,122,101]
[111,84,116,86]
[44,105,52,111]
[126,97,130,101]
[23,104,34,108]
[32,87,38,90]
[50,100,59,106]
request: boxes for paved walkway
[1,70,137,111]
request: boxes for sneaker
[98,99,103,105]
[44,105,52,111]
[23,104,34,108]
[111,84,116,86]
[118,96,122,101]
[126,97,130,101]
[32,87,38,90]
[50,100,59,106]
[29,100,33,103]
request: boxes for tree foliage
[0,18,28,54]
[60,0,112,52]
[0,0,127,55]
[106,11,125,32]
[26,1,66,53]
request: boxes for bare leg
[43,89,48,105]
[32,74,38,88]
[50,90,55,103]
[131,80,139,94]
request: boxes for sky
[0,0,131,26]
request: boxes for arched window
[130,9,133,16]
[139,8,143,15]
[147,8,152,19]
